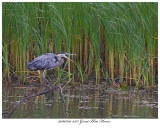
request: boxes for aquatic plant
[2,2,158,88]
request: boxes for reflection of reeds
[2,3,158,88]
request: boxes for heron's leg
[41,70,47,91]
[42,76,47,91]
[42,70,53,86]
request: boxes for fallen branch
[4,83,65,118]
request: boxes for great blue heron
[27,52,76,88]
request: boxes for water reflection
[2,85,158,118]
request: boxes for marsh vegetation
[2,2,158,88]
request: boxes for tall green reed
[2,2,158,88]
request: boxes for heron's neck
[57,55,64,63]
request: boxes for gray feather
[27,53,58,70]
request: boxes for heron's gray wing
[27,53,58,70]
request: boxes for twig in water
[5,83,64,118]
[59,86,67,117]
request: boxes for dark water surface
[2,84,158,118]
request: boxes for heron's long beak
[64,55,74,62]
[64,53,76,62]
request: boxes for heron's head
[57,52,76,62]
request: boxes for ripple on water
[80,100,89,103]
[44,103,52,106]
[2,100,8,103]
[79,106,104,110]
[64,94,82,98]
[112,115,140,118]
[116,96,129,100]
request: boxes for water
[2,84,158,118]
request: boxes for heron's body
[27,53,64,70]
[27,52,76,89]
